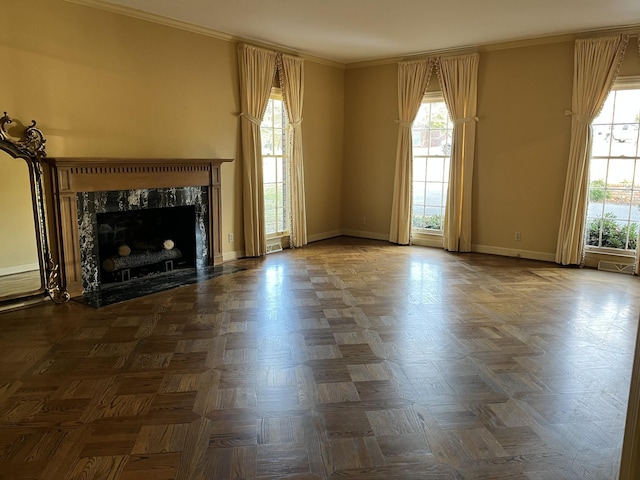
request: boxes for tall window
[411,93,452,232]
[261,89,290,236]
[587,82,640,253]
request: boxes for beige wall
[342,44,573,257]
[303,61,345,240]
[343,39,640,260]
[0,0,345,261]
[343,63,397,238]
[474,42,573,259]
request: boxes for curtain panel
[555,35,628,266]
[438,53,479,252]
[278,54,308,248]
[389,59,434,244]
[238,44,307,256]
[637,34,640,276]
[237,44,278,257]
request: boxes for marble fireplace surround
[48,157,233,298]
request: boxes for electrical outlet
[228,233,234,243]
[515,232,521,241]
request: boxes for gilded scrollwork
[47,255,71,304]
[0,112,47,163]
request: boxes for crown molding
[65,0,233,42]
[64,1,639,70]
[345,25,640,70]
[64,0,345,69]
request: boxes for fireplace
[48,157,233,299]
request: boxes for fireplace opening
[96,205,197,285]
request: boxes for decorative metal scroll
[0,112,69,304]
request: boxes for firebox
[96,205,197,285]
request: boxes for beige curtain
[439,53,479,252]
[555,35,628,265]
[237,44,278,257]
[278,54,307,248]
[389,59,434,244]
[637,35,640,276]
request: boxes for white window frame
[261,88,290,239]
[411,91,452,245]
[585,76,640,260]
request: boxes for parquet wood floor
[0,236,639,479]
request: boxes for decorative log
[102,248,182,272]
[132,239,175,251]
[117,244,131,257]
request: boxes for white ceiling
[81,0,640,64]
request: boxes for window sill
[583,247,636,268]
[411,230,443,248]
[266,233,290,241]
[584,246,636,258]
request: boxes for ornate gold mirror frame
[0,112,69,305]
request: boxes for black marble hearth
[79,264,245,308]
[72,185,245,307]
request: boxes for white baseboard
[222,250,243,262]
[471,244,555,263]
[341,229,389,241]
[411,236,444,248]
[309,229,389,243]
[0,263,40,276]
[308,230,343,243]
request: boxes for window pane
[592,123,612,157]
[276,157,284,182]
[413,157,426,180]
[263,157,276,183]
[277,208,286,232]
[412,182,426,206]
[610,132,639,157]
[612,90,640,124]
[261,127,273,155]
[608,159,635,184]
[586,85,640,252]
[261,93,290,236]
[426,158,445,183]
[411,99,451,232]
[273,99,283,127]
[263,100,273,125]
[273,128,285,155]
[265,211,277,235]
[426,182,446,206]
[264,183,277,210]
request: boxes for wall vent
[597,261,635,275]
[266,241,283,254]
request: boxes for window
[586,81,640,253]
[411,93,452,232]
[261,90,290,236]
